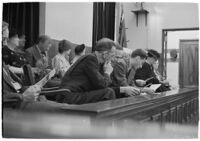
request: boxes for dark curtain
[92,2,115,51]
[3,2,39,49]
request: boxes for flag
[118,4,127,48]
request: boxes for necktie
[127,68,136,86]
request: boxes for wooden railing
[61,87,199,125]
[3,87,198,138]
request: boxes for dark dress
[2,45,29,68]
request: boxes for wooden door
[179,40,199,88]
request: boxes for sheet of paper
[149,84,161,91]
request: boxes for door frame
[161,27,199,79]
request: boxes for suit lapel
[9,69,23,84]
[33,45,42,61]
[3,68,17,92]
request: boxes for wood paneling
[179,40,199,88]
[61,88,199,125]
[3,88,199,138]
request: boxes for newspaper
[35,69,56,87]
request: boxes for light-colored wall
[41,3,93,47]
[123,3,199,52]
[167,30,199,87]
[167,30,199,49]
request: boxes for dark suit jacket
[25,45,48,67]
[135,62,160,84]
[111,58,129,87]
[111,58,137,87]
[60,53,111,92]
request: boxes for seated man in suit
[3,62,67,112]
[59,38,141,104]
[26,35,54,83]
[111,43,130,87]
[135,49,160,83]
[26,35,51,68]
[3,62,41,108]
[135,49,170,92]
[111,44,154,94]
[59,38,116,104]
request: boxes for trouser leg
[60,88,116,104]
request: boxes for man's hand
[22,85,42,102]
[104,61,113,75]
[31,67,42,75]
[120,86,140,96]
[142,87,155,94]
[161,80,170,85]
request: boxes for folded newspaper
[35,69,56,87]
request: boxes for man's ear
[135,56,140,61]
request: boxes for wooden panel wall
[179,40,199,88]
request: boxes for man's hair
[75,44,85,55]
[58,40,71,54]
[147,49,160,60]
[131,49,147,59]
[94,38,116,52]
[37,35,50,44]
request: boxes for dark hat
[131,49,147,59]
[147,49,160,60]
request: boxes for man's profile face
[41,39,52,51]
[130,56,145,69]
[150,57,157,65]
[10,35,20,47]
[19,35,26,47]
[3,28,9,38]
[153,61,159,70]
